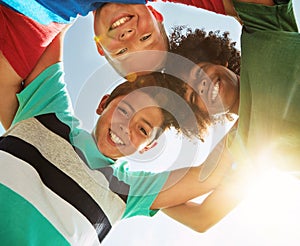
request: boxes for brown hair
[104,72,205,140]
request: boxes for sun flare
[235,168,300,244]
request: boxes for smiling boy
[0,0,227,78]
[169,0,300,174]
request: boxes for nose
[119,28,135,40]
[196,79,207,96]
[120,123,129,135]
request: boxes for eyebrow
[141,35,162,51]
[141,118,154,130]
[109,34,164,61]
[122,100,135,113]
[122,100,155,130]
[142,37,158,50]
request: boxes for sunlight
[237,168,300,244]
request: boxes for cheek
[95,113,111,138]
[100,39,119,55]
[128,124,147,148]
[139,19,155,33]
[138,11,159,33]
[94,18,106,36]
[129,130,144,148]
[197,97,209,113]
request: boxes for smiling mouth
[110,16,133,30]
[211,81,220,103]
[109,130,125,145]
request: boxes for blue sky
[2,2,300,245]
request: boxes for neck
[230,74,240,115]
[230,97,239,115]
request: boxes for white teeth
[110,131,124,145]
[211,82,220,102]
[111,16,131,29]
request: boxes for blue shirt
[1,0,147,24]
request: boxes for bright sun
[232,168,300,245]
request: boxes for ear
[139,140,158,154]
[96,94,110,115]
[147,5,163,22]
[95,41,105,56]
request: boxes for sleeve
[111,161,170,218]
[0,4,65,78]
[160,0,225,15]
[233,0,298,32]
[0,0,71,24]
[12,62,73,125]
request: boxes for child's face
[93,90,164,159]
[185,62,240,115]
[94,3,167,76]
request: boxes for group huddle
[0,0,299,245]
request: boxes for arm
[160,0,239,17]
[151,137,233,209]
[0,52,23,130]
[24,27,69,86]
[160,0,274,20]
[161,0,227,15]
[0,5,66,130]
[0,31,64,130]
[0,26,68,130]
[152,136,253,232]
[162,163,252,232]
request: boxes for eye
[190,91,196,105]
[118,107,129,117]
[140,34,151,41]
[116,48,128,55]
[190,66,202,80]
[139,126,148,136]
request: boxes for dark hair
[168,26,241,75]
[104,72,205,140]
[164,26,241,131]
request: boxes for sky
[1,1,300,246]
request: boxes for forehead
[110,50,168,77]
[114,90,164,127]
[120,90,160,111]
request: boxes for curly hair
[168,26,241,75]
[164,26,241,128]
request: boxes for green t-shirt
[111,160,170,218]
[230,0,300,173]
[13,62,114,168]
[12,62,169,218]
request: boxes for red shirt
[161,0,225,15]
[0,4,65,78]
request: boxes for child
[0,0,226,78]
[169,0,300,175]
[164,0,300,229]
